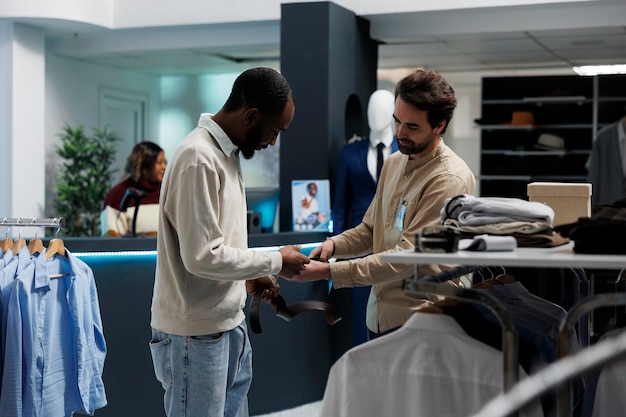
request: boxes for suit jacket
[332,136,398,234]
[587,121,624,205]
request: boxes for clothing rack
[403,264,520,392]
[472,293,626,417]
[472,327,626,417]
[1,217,66,228]
[556,292,626,417]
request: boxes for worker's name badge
[395,200,406,231]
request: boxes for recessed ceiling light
[572,64,626,76]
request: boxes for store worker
[100,141,167,236]
[289,68,476,338]
[149,67,309,417]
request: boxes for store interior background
[2,2,626,416]
[1,0,625,227]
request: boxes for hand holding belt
[249,293,342,334]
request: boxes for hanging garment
[0,248,107,417]
[587,120,626,205]
[319,312,544,417]
[589,328,626,417]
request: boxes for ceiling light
[572,65,626,76]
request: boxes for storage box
[527,182,592,226]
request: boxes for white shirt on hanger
[320,312,544,417]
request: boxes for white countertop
[380,242,626,270]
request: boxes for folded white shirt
[458,234,517,251]
[441,194,554,225]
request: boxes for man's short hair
[395,68,457,134]
[223,67,294,115]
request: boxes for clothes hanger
[12,225,26,255]
[496,274,516,284]
[46,224,69,278]
[28,236,44,255]
[27,220,44,256]
[0,237,11,253]
[12,237,26,254]
[0,221,13,253]
[415,301,444,314]
[473,281,495,290]
[45,225,66,260]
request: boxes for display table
[380,242,626,271]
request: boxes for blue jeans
[149,322,252,417]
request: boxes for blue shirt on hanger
[0,249,107,417]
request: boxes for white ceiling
[31,0,626,76]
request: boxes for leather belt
[249,293,342,334]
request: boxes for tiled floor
[253,401,322,417]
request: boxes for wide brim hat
[535,133,565,150]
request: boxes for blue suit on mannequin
[333,134,398,232]
[332,89,398,346]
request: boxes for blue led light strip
[74,242,323,259]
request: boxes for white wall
[159,72,281,188]
[0,22,46,229]
[45,55,161,215]
[0,22,13,216]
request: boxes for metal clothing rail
[0,217,66,228]
[472,310,626,417]
[403,263,520,392]
[556,292,626,417]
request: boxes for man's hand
[278,245,310,278]
[309,240,335,262]
[246,276,280,305]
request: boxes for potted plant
[54,124,120,236]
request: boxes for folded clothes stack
[440,194,569,248]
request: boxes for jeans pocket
[189,332,225,344]
[149,336,172,386]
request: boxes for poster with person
[291,179,331,232]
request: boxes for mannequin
[332,89,398,346]
[333,89,397,233]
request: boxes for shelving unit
[478,74,626,199]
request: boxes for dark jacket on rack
[587,120,625,205]
[555,197,626,254]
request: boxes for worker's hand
[309,240,335,262]
[285,259,331,283]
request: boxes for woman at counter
[100,141,167,237]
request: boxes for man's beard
[398,129,437,156]
[239,124,264,160]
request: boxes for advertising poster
[291,179,331,232]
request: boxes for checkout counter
[58,231,352,417]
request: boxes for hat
[508,111,535,126]
[535,133,565,150]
